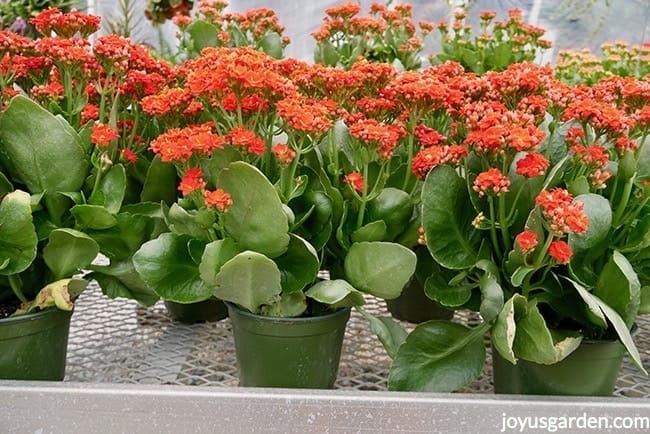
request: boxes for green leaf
[218,162,289,258]
[274,234,319,294]
[259,31,283,59]
[201,147,242,187]
[260,291,307,317]
[86,212,158,260]
[43,229,99,279]
[0,171,13,194]
[513,300,582,364]
[594,251,641,329]
[211,251,282,314]
[344,242,417,299]
[165,203,215,241]
[199,239,243,285]
[568,194,612,253]
[572,280,647,375]
[424,274,472,307]
[89,164,126,214]
[20,278,88,313]
[0,96,89,195]
[0,190,37,275]
[367,188,413,240]
[492,294,527,364]
[89,259,159,306]
[388,322,488,392]
[358,309,407,359]
[510,266,535,287]
[187,20,219,51]
[351,220,387,243]
[421,166,479,269]
[640,286,650,315]
[478,273,504,323]
[141,156,177,205]
[305,279,365,307]
[133,233,211,303]
[317,41,340,66]
[71,204,118,230]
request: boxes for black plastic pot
[492,339,626,396]
[164,298,228,324]
[386,279,454,323]
[227,302,350,388]
[0,307,73,380]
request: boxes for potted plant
[385,61,650,395]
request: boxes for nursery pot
[386,279,454,323]
[0,307,73,381]
[164,298,228,324]
[492,339,626,396]
[226,303,350,388]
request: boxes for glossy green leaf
[305,279,365,307]
[218,162,289,258]
[166,203,215,241]
[344,242,417,299]
[594,251,640,329]
[133,233,211,303]
[141,156,177,205]
[89,164,126,214]
[89,259,159,306]
[569,194,612,253]
[188,20,219,51]
[351,220,387,243]
[274,234,319,294]
[259,31,283,58]
[640,286,650,315]
[358,308,407,359]
[199,239,243,285]
[492,294,527,364]
[0,96,89,195]
[572,280,647,375]
[71,204,118,229]
[424,273,472,308]
[87,212,157,260]
[367,188,413,240]
[211,251,282,314]
[422,166,479,269]
[513,301,582,364]
[43,229,99,279]
[388,322,487,392]
[0,190,37,275]
[0,171,13,195]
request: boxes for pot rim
[224,301,351,323]
[0,306,72,325]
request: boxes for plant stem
[613,175,635,227]
[498,194,511,252]
[356,164,369,229]
[488,196,503,261]
[533,233,554,268]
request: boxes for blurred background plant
[0,0,76,38]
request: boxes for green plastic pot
[492,339,626,396]
[386,279,454,323]
[227,303,350,389]
[164,298,228,324]
[0,307,73,381]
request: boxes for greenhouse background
[84,0,649,63]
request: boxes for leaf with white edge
[564,277,607,328]
[478,272,503,322]
[492,294,528,364]
[358,308,407,359]
[43,228,99,279]
[594,251,640,329]
[211,251,282,314]
[513,300,583,364]
[344,241,417,299]
[572,281,648,375]
[511,266,535,287]
[305,279,365,307]
[388,321,488,392]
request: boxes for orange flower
[91,123,119,147]
[226,126,266,156]
[473,168,510,197]
[272,144,296,165]
[535,189,589,236]
[344,172,365,193]
[204,189,233,213]
[516,153,549,178]
[515,230,538,254]
[549,240,572,264]
[178,168,206,197]
[120,149,138,164]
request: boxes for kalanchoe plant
[0,8,180,308]
[312,2,432,71]
[383,62,650,392]
[431,8,552,74]
[145,0,194,24]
